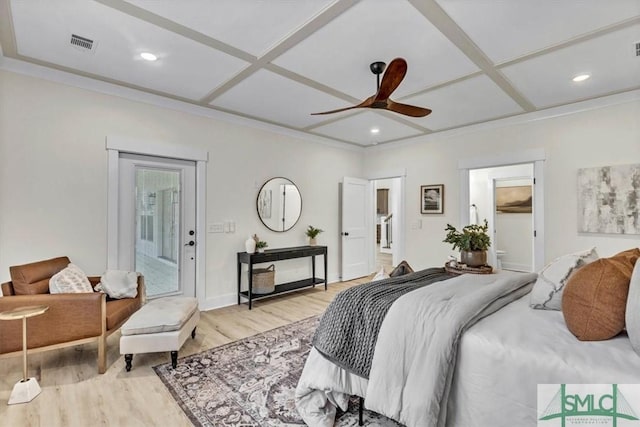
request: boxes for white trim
[106,135,208,162]
[0,57,361,153]
[533,160,545,272]
[502,262,531,272]
[459,150,545,271]
[457,148,545,170]
[106,135,208,305]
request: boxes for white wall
[364,99,640,270]
[0,70,363,307]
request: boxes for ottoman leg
[171,351,178,368]
[125,354,133,372]
[191,327,196,339]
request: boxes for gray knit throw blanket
[312,268,453,379]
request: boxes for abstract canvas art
[578,164,640,234]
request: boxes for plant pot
[309,237,317,246]
[460,250,487,267]
[257,248,265,253]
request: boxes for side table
[0,305,49,404]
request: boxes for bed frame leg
[359,396,364,426]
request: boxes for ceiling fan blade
[374,58,407,101]
[386,100,432,117]
[311,97,374,115]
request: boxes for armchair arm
[0,292,105,354]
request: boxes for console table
[237,245,327,309]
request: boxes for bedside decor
[305,225,323,246]
[578,163,640,234]
[421,184,444,214]
[443,219,491,267]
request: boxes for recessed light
[370,127,380,134]
[572,74,590,82]
[140,52,157,61]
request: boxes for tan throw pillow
[562,248,640,341]
[389,260,414,277]
[49,263,93,294]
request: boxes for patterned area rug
[153,316,401,426]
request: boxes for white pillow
[49,263,93,294]
[371,267,390,282]
[96,270,138,299]
[529,247,598,310]
[625,261,640,356]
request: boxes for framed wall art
[421,184,444,214]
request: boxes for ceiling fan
[311,57,432,118]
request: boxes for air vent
[636,42,640,57]
[70,34,96,53]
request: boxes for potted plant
[305,226,323,246]
[256,240,268,253]
[443,220,491,267]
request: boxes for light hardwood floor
[0,277,372,427]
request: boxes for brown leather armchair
[0,256,144,373]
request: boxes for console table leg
[237,259,241,305]
[312,256,316,287]
[324,250,328,291]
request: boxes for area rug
[153,316,401,426]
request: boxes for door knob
[342,232,349,236]
[185,241,195,246]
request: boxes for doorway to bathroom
[469,163,535,272]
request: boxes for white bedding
[296,272,640,427]
[448,295,640,427]
[296,271,536,426]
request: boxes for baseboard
[502,262,532,272]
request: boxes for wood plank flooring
[0,276,372,427]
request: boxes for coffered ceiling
[1,0,639,147]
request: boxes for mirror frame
[256,177,302,232]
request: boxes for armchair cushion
[10,256,70,295]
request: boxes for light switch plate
[208,223,224,233]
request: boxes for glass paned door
[118,154,196,299]
[135,168,180,297]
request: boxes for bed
[295,267,640,427]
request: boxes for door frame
[458,149,545,271]
[106,135,208,305]
[367,169,407,272]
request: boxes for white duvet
[296,271,536,426]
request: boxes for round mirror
[257,177,302,232]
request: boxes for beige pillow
[49,263,93,294]
[562,248,639,341]
[389,260,414,277]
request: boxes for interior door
[341,177,371,280]
[118,154,196,298]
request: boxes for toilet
[496,250,506,270]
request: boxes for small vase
[309,237,317,246]
[460,250,487,267]
[258,248,265,253]
[245,236,256,254]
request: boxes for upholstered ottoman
[120,296,199,371]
